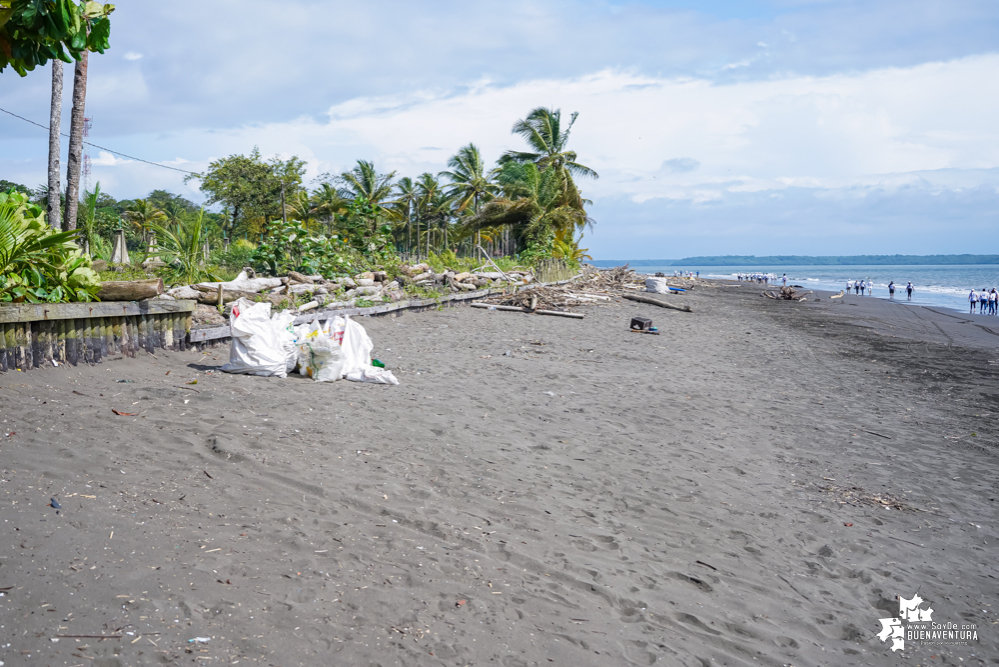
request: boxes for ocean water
[629,264,999,314]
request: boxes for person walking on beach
[860,280,866,296]
[991,289,998,315]
[782,273,787,287]
[980,289,988,314]
[969,289,978,313]
[854,280,860,295]
[888,281,895,299]
[906,282,913,300]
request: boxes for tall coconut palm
[441,143,498,257]
[63,51,88,232]
[392,177,419,257]
[441,144,498,215]
[47,60,63,230]
[499,107,597,211]
[415,173,452,254]
[124,199,167,246]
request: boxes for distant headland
[590,255,999,267]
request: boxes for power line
[0,106,200,176]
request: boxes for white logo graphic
[877,594,934,652]
[877,593,978,652]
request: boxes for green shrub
[211,238,257,270]
[0,191,99,303]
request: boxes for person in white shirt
[969,289,978,313]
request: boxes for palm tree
[124,199,167,246]
[63,51,88,232]
[148,209,219,285]
[499,107,597,211]
[441,143,499,258]
[336,160,396,211]
[286,190,314,228]
[470,163,590,251]
[441,144,498,215]
[78,182,103,255]
[310,183,349,235]
[392,177,419,257]
[415,173,453,255]
[47,60,63,231]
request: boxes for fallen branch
[620,292,692,312]
[470,303,584,319]
[475,244,513,282]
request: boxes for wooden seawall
[0,300,196,372]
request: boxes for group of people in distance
[737,272,777,284]
[968,288,998,314]
[848,279,878,296]
[886,281,914,300]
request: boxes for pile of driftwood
[762,286,813,302]
[150,263,538,312]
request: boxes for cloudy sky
[2,0,997,259]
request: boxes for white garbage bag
[645,277,671,294]
[220,299,290,377]
[339,316,399,385]
[272,310,298,373]
[295,321,345,382]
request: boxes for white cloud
[123,52,143,61]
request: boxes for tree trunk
[47,60,64,230]
[63,51,88,233]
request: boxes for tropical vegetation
[0,0,114,76]
[1,105,598,300]
[0,190,98,302]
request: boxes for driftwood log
[192,285,280,306]
[620,292,692,312]
[470,302,585,319]
[97,278,164,301]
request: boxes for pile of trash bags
[219,298,399,385]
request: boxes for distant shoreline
[590,254,999,267]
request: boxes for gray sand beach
[1,282,997,666]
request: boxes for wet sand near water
[0,281,997,666]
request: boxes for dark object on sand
[620,292,692,312]
[762,286,813,302]
[630,317,653,331]
[50,498,61,509]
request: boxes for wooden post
[41,321,53,365]
[81,318,92,364]
[0,323,11,370]
[123,316,134,357]
[55,320,64,363]
[111,317,122,355]
[78,318,87,364]
[137,314,147,353]
[98,317,108,360]
[15,322,25,369]
[66,318,78,365]
[152,314,161,351]
[0,324,7,372]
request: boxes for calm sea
[621,264,999,314]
